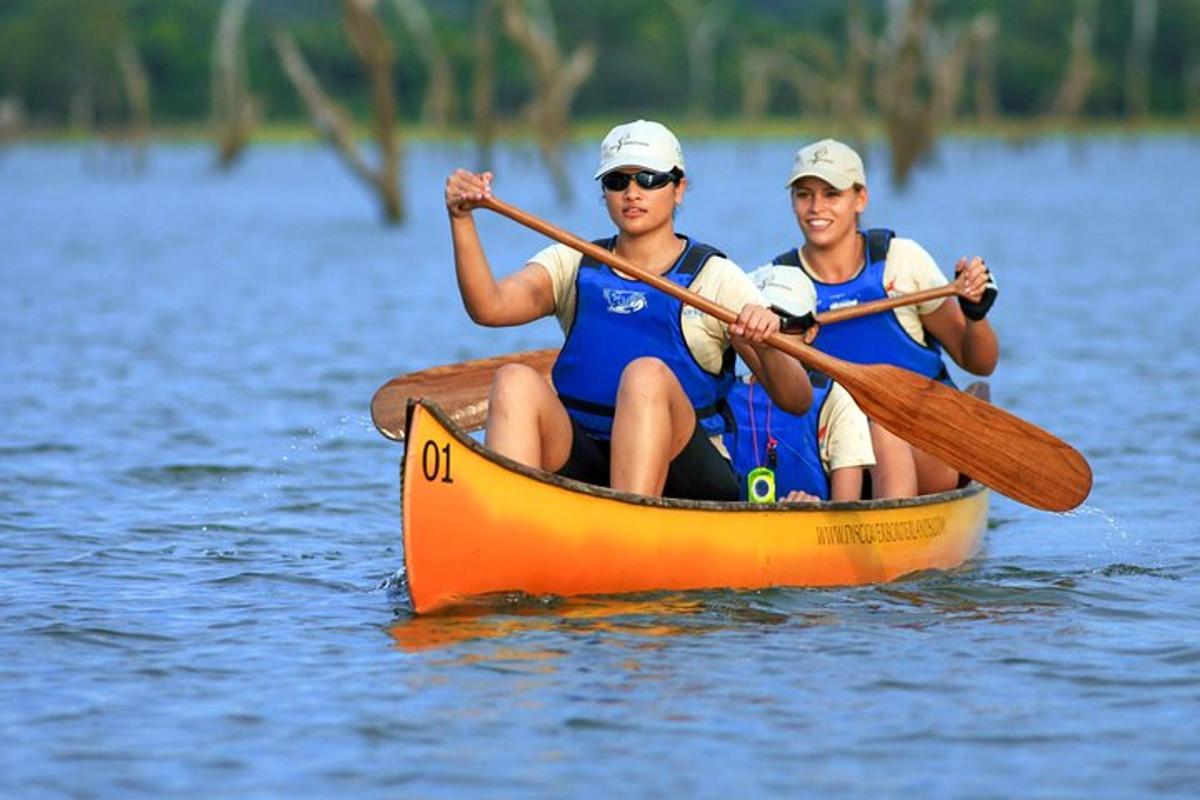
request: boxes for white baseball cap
[748,264,817,319]
[785,138,866,189]
[594,119,686,179]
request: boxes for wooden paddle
[470,195,1091,512]
[370,285,961,440]
[817,283,959,324]
[372,348,558,441]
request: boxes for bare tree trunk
[740,50,771,120]
[344,0,402,222]
[740,48,828,120]
[835,0,871,154]
[272,0,404,223]
[665,0,730,121]
[1047,0,1097,122]
[212,0,258,170]
[871,0,993,188]
[391,0,455,128]
[115,39,150,171]
[970,14,998,123]
[1187,55,1200,120]
[499,0,595,206]
[874,0,935,188]
[927,23,975,124]
[69,78,95,134]
[472,0,497,170]
[1125,0,1158,120]
[0,97,23,144]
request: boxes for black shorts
[556,417,739,501]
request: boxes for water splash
[1056,503,1138,549]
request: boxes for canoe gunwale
[405,399,987,514]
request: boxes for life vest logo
[603,288,647,314]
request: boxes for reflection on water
[386,561,1111,654]
[389,594,752,653]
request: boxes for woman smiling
[766,138,1000,497]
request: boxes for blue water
[2,135,1198,798]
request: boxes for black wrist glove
[774,308,817,334]
[957,267,998,321]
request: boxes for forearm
[958,319,999,375]
[749,344,812,415]
[449,214,505,325]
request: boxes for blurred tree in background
[4,0,1199,130]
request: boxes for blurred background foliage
[2,0,1198,131]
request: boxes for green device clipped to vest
[747,466,776,504]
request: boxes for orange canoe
[397,400,989,614]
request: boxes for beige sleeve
[527,243,583,333]
[818,383,875,471]
[881,238,951,345]
[683,256,767,374]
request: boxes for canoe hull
[401,400,988,614]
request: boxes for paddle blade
[837,364,1092,512]
[371,348,558,441]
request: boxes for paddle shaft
[817,283,958,324]
[478,195,1092,512]
[481,196,894,376]
[370,286,957,440]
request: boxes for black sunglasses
[600,169,680,192]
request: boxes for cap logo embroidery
[808,146,833,166]
[609,133,651,154]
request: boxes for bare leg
[609,357,696,497]
[868,421,918,498]
[484,364,573,471]
[914,447,961,494]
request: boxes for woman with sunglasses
[444,119,812,501]
[766,138,999,498]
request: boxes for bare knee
[490,363,551,410]
[612,357,694,457]
[486,363,570,469]
[616,357,675,402]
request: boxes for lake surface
[2,134,1198,798]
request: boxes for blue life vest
[773,229,952,384]
[723,373,834,500]
[552,235,736,439]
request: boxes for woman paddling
[444,120,812,500]
[767,138,999,498]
